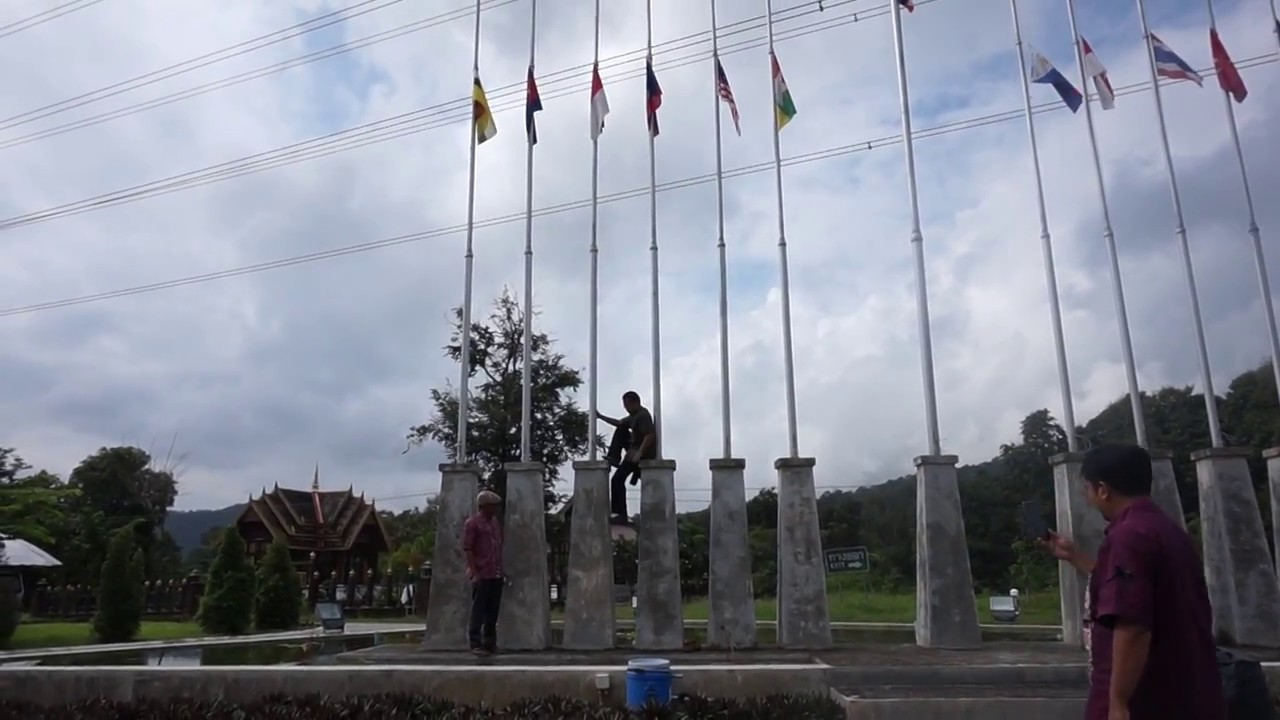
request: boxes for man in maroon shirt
[463,490,504,655]
[1046,444,1225,720]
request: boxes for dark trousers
[606,425,640,517]
[468,578,503,650]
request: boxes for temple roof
[234,466,390,553]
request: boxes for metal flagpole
[1134,0,1224,448]
[647,0,664,458]
[1272,0,1280,51]
[1065,0,1149,448]
[588,0,601,462]
[711,0,733,459]
[1206,0,1280,404]
[457,0,483,462]
[520,0,538,463]
[1010,0,1078,452]
[766,0,800,458]
[889,0,942,456]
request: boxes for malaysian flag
[715,57,741,136]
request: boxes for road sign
[823,546,870,574]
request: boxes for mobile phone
[1019,500,1051,541]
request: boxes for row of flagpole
[453,0,1279,467]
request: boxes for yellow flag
[473,76,497,144]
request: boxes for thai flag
[1150,33,1203,86]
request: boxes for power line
[0,0,405,130]
[0,0,105,40]
[5,52,1271,318]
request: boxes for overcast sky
[1,0,1278,513]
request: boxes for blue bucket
[625,657,673,710]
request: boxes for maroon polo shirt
[1085,498,1226,720]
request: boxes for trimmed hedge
[0,693,844,719]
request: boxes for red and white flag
[590,63,610,140]
[1210,28,1248,104]
[1080,38,1116,110]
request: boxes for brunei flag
[473,75,497,145]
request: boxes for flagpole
[1205,0,1280,404]
[765,0,800,458]
[1009,0,1077,452]
[457,0,483,462]
[1065,0,1148,448]
[1134,0,1224,448]
[1272,0,1280,52]
[646,0,664,458]
[890,0,942,456]
[711,0,733,459]
[588,0,601,462]
[520,0,538,463]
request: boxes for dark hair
[1081,444,1152,497]
[622,391,641,404]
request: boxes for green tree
[198,529,254,635]
[92,526,144,643]
[254,538,302,632]
[407,290,593,508]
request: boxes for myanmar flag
[772,52,796,131]
[473,76,497,145]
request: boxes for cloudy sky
[1,0,1278,513]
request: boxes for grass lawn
[2,620,203,652]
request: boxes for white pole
[1065,0,1149,448]
[711,0,733,459]
[588,0,601,462]
[1205,0,1280,405]
[889,0,942,456]
[457,0,483,462]
[1009,0,1078,452]
[1134,0,1224,448]
[520,0,538,463]
[646,0,664,459]
[1272,0,1280,51]
[766,0,800,459]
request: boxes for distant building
[233,467,391,589]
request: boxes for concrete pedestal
[1267,448,1280,579]
[708,458,757,649]
[635,459,683,650]
[1050,453,1106,648]
[914,455,981,649]
[422,463,480,649]
[496,462,551,650]
[776,457,831,649]
[1149,449,1186,529]
[1194,448,1280,647]
[562,460,615,650]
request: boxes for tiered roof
[236,467,390,553]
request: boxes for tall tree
[254,538,302,631]
[0,449,73,550]
[198,529,254,636]
[93,525,145,643]
[66,446,178,580]
[407,290,593,508]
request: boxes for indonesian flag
[1080,38,1116,110]
[1210,28,1248,103]
[590,63,610,140]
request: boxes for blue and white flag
[1029,49,1083,113]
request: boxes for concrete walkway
[0,622,422,664]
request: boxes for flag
[1209,28,1247,103]
[590,63,609,140]
[525,66,543,145]
[1080,38,1116,110]
[1029,50,1083,113]
[715,57,741,136]
[473,76,497,144]
[645,59,662,137]
[1150,33,1203,86]
[899,0,915,12]
[771,52,797,130]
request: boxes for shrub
[197,528,254,635]
[92,527,143,643]
[0,575,19,644]
[254,537,302,632]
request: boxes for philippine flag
[1150,33,1203,86]
[1029,50,1083,113]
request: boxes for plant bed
[0,692,843,719]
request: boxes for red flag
[1210,28,1248,103]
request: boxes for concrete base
[635,459,683,650]
[1149,449,1186,529]
[1050,453,1106,648]
[914,455,982,649]
[1266,448,1280,580]
[708,458,757,649]
[422,463,481,650]
[775,457,832,649]
[1194,448,1280,647]
[562,460,615,650]
[497,462,551,650]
